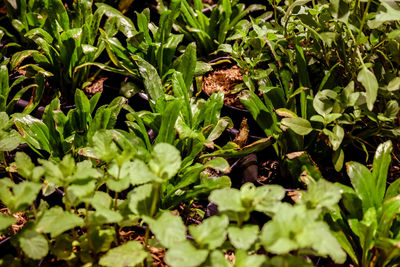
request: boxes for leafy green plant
[327,140,400,267]
[8,0,132,101]
[144,179,346,267]
[170,0,265,58]
[13,89,125,159]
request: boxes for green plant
[170,0,265,58]
[327,140,400,266]
[8,0,132,101]
[13,89,125,159]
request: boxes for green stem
[358,0,372,43]
[143,183,160,249]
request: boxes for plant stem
[143,183,160,249]
[358,0,372,43]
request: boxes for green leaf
[134,56,163,102]
[177,42,197,90]
[99,241,147,267]
[260,204,346,263]
[165,241,208,267]
[18,229,49,260]
[346,161,379,211]
[14,152,35,179]
[372,141,392,204]
[0,213,16,232]
[253,185,286,215]
[130,160,162,185]
[228,225,259,250]
[209,250,232,267]
[149,143,182,180]
[189,215,229,249]
[204,158,230,173]
[52,234,74,260]
[154,99,181,144]
[128,183,153,216]
[281,117,313,135]
[36,206,84,238]
[357,67,378,111]
[299,179,342,211]
[209,188,245,213]
[13,114,51,153]
[145,212,186,248]
[0,129,22,152]
[235,249,266,267]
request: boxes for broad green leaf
[260,204,345,263]
[228,225,259,250]
[18,229,49,260]
[130,160,162,185]
[379,196,400,237]
[372,141,392,204]
[134,56,162,102]
[165,241,208,267]
[0,213,16,232]
[346,161,379,211]
[36,206,84,238]
[253,185,286,215]
[52,234,74,260]
[357,67,378,111]
[88,227,115,253]
[299,179,342,211]
[204,158,230,173]
[189,215,229,249]
[209,250,232,267]
[14,152,35,179]
[99,241,147,267]
[0,179,42,213]
[149,143,181,180]
[145,212,186,248]
[209,188,245,213]
[128,184,153,216]
[281,117,313,135]
[13,114,51,153]
[240,90,279,136]
[385,178,400,201]
[235,249,266,267]
[0,129,21,152]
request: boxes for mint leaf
[149,143,181,180]
[165,241,208,267]
[189,215,229,249]
[99,241,147,267]
[228,225,259,250]
[18,229,49,260]
[0,213,16,232]
[145,212,186,248]
[36,206,84,238]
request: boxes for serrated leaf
[99,241,147,267]
[145,212,186,248]
[18,229,49,260]
[228,225,259,250]
[0,213,16,232]
[36,206,84,238]
[165,241,208,267]
[299,179,342,211]
[209,188,245,212]
[189,215,229,249]
[149,143,181,180]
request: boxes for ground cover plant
[1,0,400,266]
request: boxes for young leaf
[18,229,49,260]
[0,213,16,232]
[372,140,392,203]
[145,212,186,248]
[36,206,84,238]
[188,215,229,249]
[281,117,313,136]
[165,241,208,267]
[149,143,182,180]
[228,225,259,250]
[99,241,147,267]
